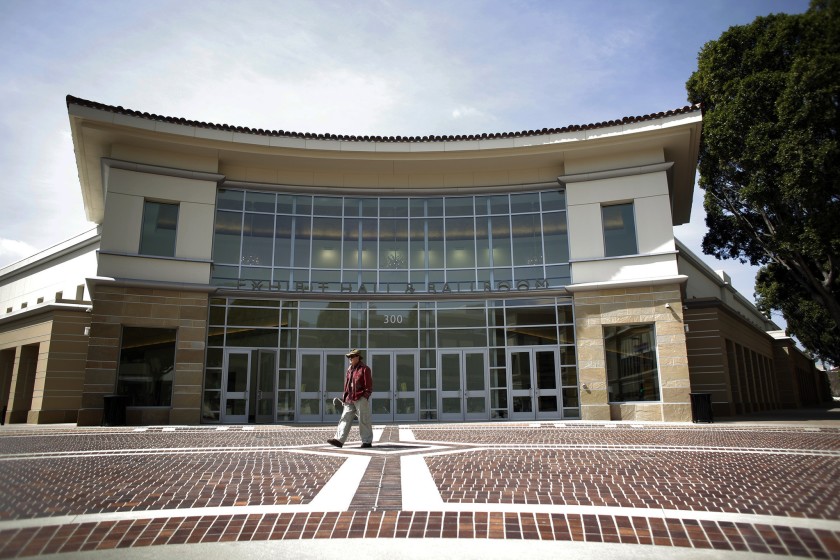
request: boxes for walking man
[327,349,373,448]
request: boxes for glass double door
[298,350,419,423]
[370,352,418,423]
[439,349,489,421]
[298,351,346,423]
[508,347,561,420]
[221,349,276,424]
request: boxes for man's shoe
[360,443,372,448]
[327,438,343,448]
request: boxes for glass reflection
[293,217,311,268]
[311,217,342,268]
[213,189,570,292]
[445,217,476,268]
[204,296,579,423]
[214,211,242,264]
[217,189,244,211]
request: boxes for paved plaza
[0,414,839,559]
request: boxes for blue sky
[0,0,810,324]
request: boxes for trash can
[102,395,130,426]
[689,392,714,423]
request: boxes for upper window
[604,324,660,402]
[140,201,179,257]
[602,202,637,257]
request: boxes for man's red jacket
[343,362,373,403]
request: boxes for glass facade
[211,189,570,294]
[203,187,579,424]
[203,297,579,423]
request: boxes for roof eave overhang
[67,99,702,224]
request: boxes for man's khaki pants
[334,397,373,445]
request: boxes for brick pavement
[0,422,838,558]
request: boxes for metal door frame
[297,350,346,422]
[222,348,279,424]
[507,346,562,420]
[254,349,277,424]
[221,349,251,423]
[370,351,419,423]
[438,348,489,422]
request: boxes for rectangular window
[140,201,179,257]
[602,202,637,257]
[604,324,660,402]
[117,327,176,406]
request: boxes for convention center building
[0,96,829,426]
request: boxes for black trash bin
[102,395,130,426]
[689,392,714,423]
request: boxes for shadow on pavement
[716,402,840,426]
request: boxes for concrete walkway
[0,409,838,559]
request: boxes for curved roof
[67,95,702,227]
[66,94,700,144]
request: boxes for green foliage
[755,265,840,364]
[686,0,840,365]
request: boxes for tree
[686,0,840,365]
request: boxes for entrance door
[298,351,346,422]
[370,352,418,423]
[439,349,489,422]
[222,350,250,423]
[254,350,276,424]
[222,349,278,424]
[508,347,561,420]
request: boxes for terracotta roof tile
[66,95,700,143]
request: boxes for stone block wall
[29,310,91,423]
[573,283,691,422]
[77,284,209,426]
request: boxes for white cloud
[451,106,490,120]
[0,0,812,279]
[0,239,37,267]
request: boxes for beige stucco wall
[566,168,678,286]
[571,254,680,286]
[100,168,217,256]
[567,170,673,259]
[98,253,211,284]
[219,160,566,191]
[678,253,772,332]
[110,144,220,175]
[573,283,691,422]
[0,233,97,316]
[564,147,665,176]
[98,167,217,283]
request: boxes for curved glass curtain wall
[203,297,579,422]
[211,189,570,293]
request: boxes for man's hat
[345,349,363,358]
